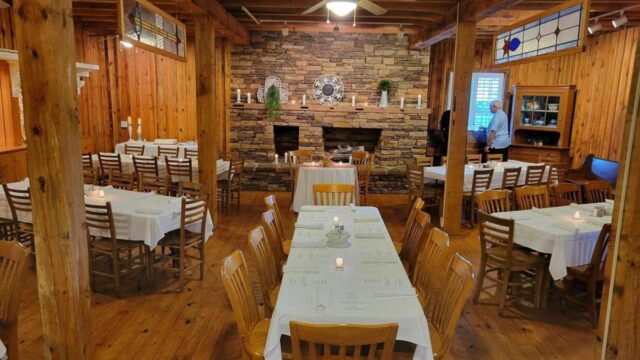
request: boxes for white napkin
[300,206,327,212]
[355,232,386,239]
[292,236,327,248]
[284,264,321,273]
[352,215,380,223]
[295,222,324,229]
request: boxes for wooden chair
[406,164,440,217]
[441,156,448,166]
[524,164,546,185]
[288,161,300,199]
[548,163,569,184]
[557,223,611,327]
[515,185,550,210]
[500,167,521,190]
[352,151,374,205]
[487,153,504,162]
[312,183,356,206]
[137,172,169,195]
[399,209,432,277]
[2,185,34,251]
[0,241,30,360]
[261,209,287,273]
[415,155,434,167]
[248,226,281,312]
[413,227,451,311]
[428,253,475,359]
[124,143,145,155]
[184,149,198,160]
[288,149,313,163]
[166,158,193,195]
[98,153,122,184]
[475,189,511,214]
[553,183,583,206]
[177,181,203,198]
[218,157,244,211]
[85,202,148,296]
[157,146,179,158]
[108,170,135,191]
[466,154,482,165]
[83,167,98,185]
[393,197,424,254]
[583,180,612,203]
[264,194,291,255]
[220,250,270,360]
[132,155,159,178]
[0,167,12,241]
[472,212,546,315]
[290,321,398,360]
[154,193,209,292]
[463,169,494,226]
[82,153,93,170]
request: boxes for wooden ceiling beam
[410,0,523,49]
[180,0,249,44]
[219,0,456,13]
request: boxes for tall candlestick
[274,154,279,165]
[247,92,251,104]
[352,95,356,107]
[417,94,422,109]
[302,94,307,106]
[284,152,289,163]
[236,89,241,103]
[400,97,405,109]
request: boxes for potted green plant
[378,80,391,108]
[265,84,281,118]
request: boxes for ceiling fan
[302,0,388,17]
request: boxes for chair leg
[588,280,598,328]
[533,265,546,309]
[472,256,487,304]
[498,270,511,315]
[112,249,121,297]
[199,242,205,280]
[6,322,18,360]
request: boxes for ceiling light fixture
[120,40,134,48]
[282,22,289,36]
[326,0,357,17]
[588,18,602,35]
[612,11,628,28]
[397,24,405,40]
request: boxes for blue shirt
[488,109,511,149]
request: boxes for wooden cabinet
[508,85,576,164]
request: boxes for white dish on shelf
[548,104,559,111]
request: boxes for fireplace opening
[274,125,300,156]
[322,127,382,161]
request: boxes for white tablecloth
[292,166,359,212]
[265,206,433,360]
[92,154,230,182]
[0,180,214,250]
[424,160,549,192]
[493,202,613,280]
[0,339,6,360]
[115,140,197,158]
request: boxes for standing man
[484,100,511,161]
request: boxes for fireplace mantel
[229,103,431,115]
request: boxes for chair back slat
[83,168,98,185]
[592,224,612,277]
[184,149,198,159]
[414,155,434,167]
[178,181,203,198]
[476,190,510,214]
[166,158,193,183]
[137,172,169,195]
[478,212,515,265]
[85,202,117,248]
[288,149,313,163]
[220,250,263,341]
[466,154,482,165]
[501,167,521,189]
[264,194,287,242]
[261,209,286,267]
[400,209,431,276]
[248,226,281,307]
[352,151,374,183]
[179,194,209,245]
[133,155,159,177]
[487,153,504,162]
[441,156,448,166]
[0,241,30,329]
[312,184,355,206]
[406,164,425,201]
[3,185,32,221]
[403,198,425,244]
[525,164,546,185]
[226,158,244,183]
[157,146,179,158]
[290,321,399,360]
[413,228,451,308]
[470,169,494,195]
[553,183,583,206]
[515,185,550,210]
[124,143,145,156]
[548,163,569,184]
[583,180,612,203]
[82,153,93,170]
[108,170,135,190]
[98,153,123,178]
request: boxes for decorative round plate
[313,74,344,105]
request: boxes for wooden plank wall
[429,27,640,167]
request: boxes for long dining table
[0,179,213,250]
[115,140,197,158]
[492,200,613,280]
[0,339,5,360]
[264,205,433,360]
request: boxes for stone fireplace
[273,125,300,156]
[322,127,382,153]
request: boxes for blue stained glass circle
[509,38,521,51]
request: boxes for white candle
[302,94,307,105]
[127,116,132,125]
[333,216,340,227]
[284,152,289,163]
[247,92,251,104]
[98,190,105,198]
[293,155,297,164]
[352,95,356,107]
[400,97,405,109]
[364,102,368,107]
[335,257,344,269]
[137,117,141,125]
[236,89,241,103]
[274,154,279,164]
[417,94,422,108]
[573,210,581,220]
[349,155,352,164]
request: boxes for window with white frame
[467,72,506,131]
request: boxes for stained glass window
[468,72,505,131]
[494,2,584,65]
[120,0,186,61]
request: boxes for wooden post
[195,15,217,221]
[13,0,92,358]
[214,38,226,156]
[223,39,232,155]
[600,36,640,359]
[442,22,476,234]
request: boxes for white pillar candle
[137,117,141,125]
[284,152,289,163]
[98,190,105,198]
[236,89,241,103]
[292,100,296,105]
[349,155,352,164]
[127,116,132,125]
[274,154,279,164]
[364,102,368,107]
[417,94,422,108]
[335,257,344,269]
[302,94,307,105]
[573,211,581,220]
[333,216,340,227]
[400,97,405,109]
[247,92,251,104]
[352,95,356,107]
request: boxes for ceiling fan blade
[302,1,328,15]
[358,0,387,15]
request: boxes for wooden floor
[15,192,600,359]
